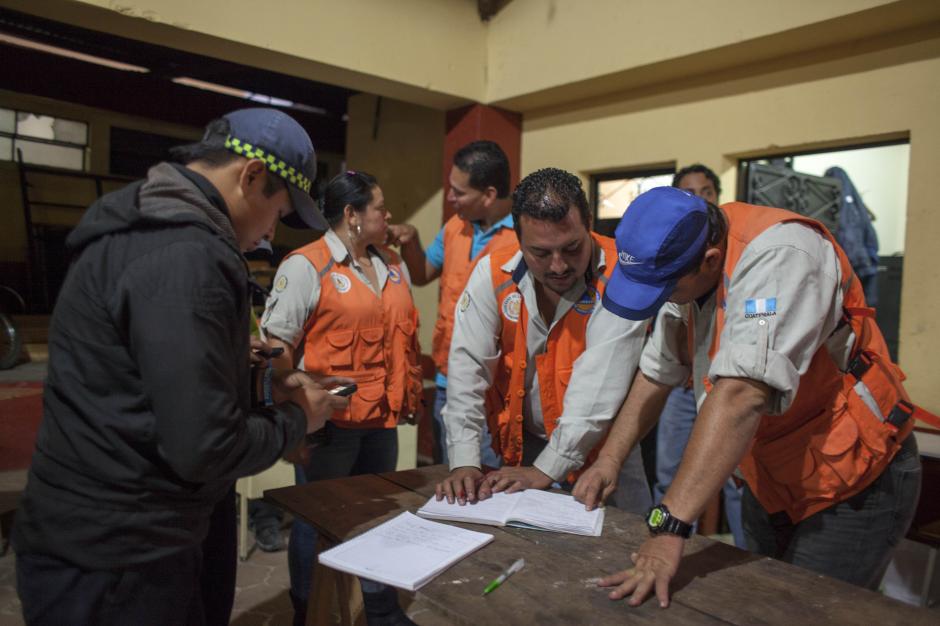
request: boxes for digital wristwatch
[645,504,693,538]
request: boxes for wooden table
[267,465,935,625]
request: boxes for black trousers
[17,546,204,626]
[16,489,238,626]
[201,488,238,626]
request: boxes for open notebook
[318,512,494,591]
[417,489,604,537]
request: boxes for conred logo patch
[501,292,522,322]
[573,287,598,315]
[330,272,352,294]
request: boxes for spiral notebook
[317,511,494,591]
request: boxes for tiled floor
[229,535,296,626]
[0,526,296,626]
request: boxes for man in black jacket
[13,108,347,625]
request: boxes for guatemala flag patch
[745,297,777,318]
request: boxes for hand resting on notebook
[476,466,552,499]
[435,465,554,504]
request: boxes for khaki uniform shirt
[445,247,648,481]
[640,222,847,415]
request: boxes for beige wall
[486,0,910,107]
[344,94,445,353]
[13,0,936,113]
[344,93,445,469]
[520,32,940,412]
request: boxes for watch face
[647,507,665,528]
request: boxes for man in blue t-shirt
[388,141,515,466]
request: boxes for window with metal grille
[0,107,88,171]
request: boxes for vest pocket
[326,330,355,369]
[346,378,389,423]
[754,395,878,506]
[359,327,385,366]
[392,320,424,420]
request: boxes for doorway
[738,140,910,359]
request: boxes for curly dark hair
[673,163,721,197]
[453,140,511,198]
[511,168,591,237]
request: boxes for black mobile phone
[253,346,284,359]
[329,383,358,397]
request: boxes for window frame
[0,107,89,171]
[590,165,676,236]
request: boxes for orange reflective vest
[703,202,936,522]
[287,238,423,429]
[431,215,516,375]
[484,234,616,479]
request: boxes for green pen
[482,558,525,596]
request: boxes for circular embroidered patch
[573,287,598,315]
[274,275,288,292]
[330,272,352,293]
[501,292,522,322]
[458,291,471,312]
[388,266,402,284]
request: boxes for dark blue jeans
[741,434,921,589]
[288,424,399,621]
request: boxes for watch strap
[661,514,693,538]
[647,504,693,538]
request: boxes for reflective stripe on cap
[224,136,312,193]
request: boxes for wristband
[262,366,274,407]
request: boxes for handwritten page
[318,511,494,591]
[507,489,604,536]
[417,490,604,537]
[416,491,521,525]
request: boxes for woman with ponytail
[261,171,422,625]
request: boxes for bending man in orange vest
[573,186,924,607]
[387,141,516,467]
[434,168,650,512]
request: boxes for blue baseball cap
[602,186,709,320]
[220,108,327,231]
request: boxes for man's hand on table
[598,533,684,608]
[572,454,621,510]
[477,465,553,499]
[435,467,484,505]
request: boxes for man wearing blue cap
[651,164,745,550]
[573,187,925,607]
[13,108,348,624]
